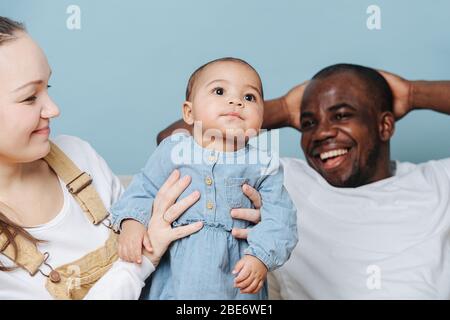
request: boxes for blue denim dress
[111,133,298,299]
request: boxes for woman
[0,16,264,299]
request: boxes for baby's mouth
[222,112,244,120]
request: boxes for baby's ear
[182,101,194,125]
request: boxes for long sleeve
[110,135,181,230]
[84,257,155,300]
[244,157,298,271]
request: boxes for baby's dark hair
[312,63,393,113]
[185,57,264,101]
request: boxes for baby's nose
[228,99,243,107]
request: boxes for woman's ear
[182,101,194,125]
[378,111,395,142]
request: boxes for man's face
[300,72,388,188]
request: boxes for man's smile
[310,145,355,172]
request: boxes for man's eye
[335,113,351,120]
[244,94,256,102]
[301,119,315,130]
[213,87,224,95]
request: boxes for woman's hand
[142,170,203,267]
[378,70,413,120]
[230,184,262,239]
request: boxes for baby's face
[185,61,264,139]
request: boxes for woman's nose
[41,94,60,119]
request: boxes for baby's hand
[118,219,152,264]
[232,255,268,294]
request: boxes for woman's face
[0,31,59,164]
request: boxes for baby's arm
[233,255,267,294]
[241,157,298,272]
[118,219,150,264]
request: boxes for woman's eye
[244,94,256,102]
[213,87,224,95]
[22,95,37,103]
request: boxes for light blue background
[1,0,449,174]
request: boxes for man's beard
[339,142,382,188]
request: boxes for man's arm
[411,81,450,115]
[378,71,450,118]
[156,120,192,145]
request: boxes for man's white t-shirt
[0,135,153,300]
[274,157,450,299]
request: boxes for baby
[111,57,298,299]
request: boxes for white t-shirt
[0,135,153,300]
[274,157,450,299]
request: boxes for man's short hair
[185,57,264,101]
[312,63,393,113]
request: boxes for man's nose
[228,98,244,107]
[312,120,338,142]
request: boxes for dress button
[208,155,216,162]
[205,177,213,186]
[206,201,214,210]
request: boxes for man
[157,64,450,299]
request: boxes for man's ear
[378,111,395,142]
[182,101,194,125]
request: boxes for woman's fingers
[231,228,249,239]
[242,184,262,209]
[163,191,200,224]
[170,221,203,241]
[231,208,261,224]
[155,175,192,214]
[157,169,180,196]
[142,233,153,253]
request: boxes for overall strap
[43,141,108,225]
[0,202,45,276]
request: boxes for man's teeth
[320,149,348,161]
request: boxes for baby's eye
[213,87,224,95]
[244,94,256,102]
